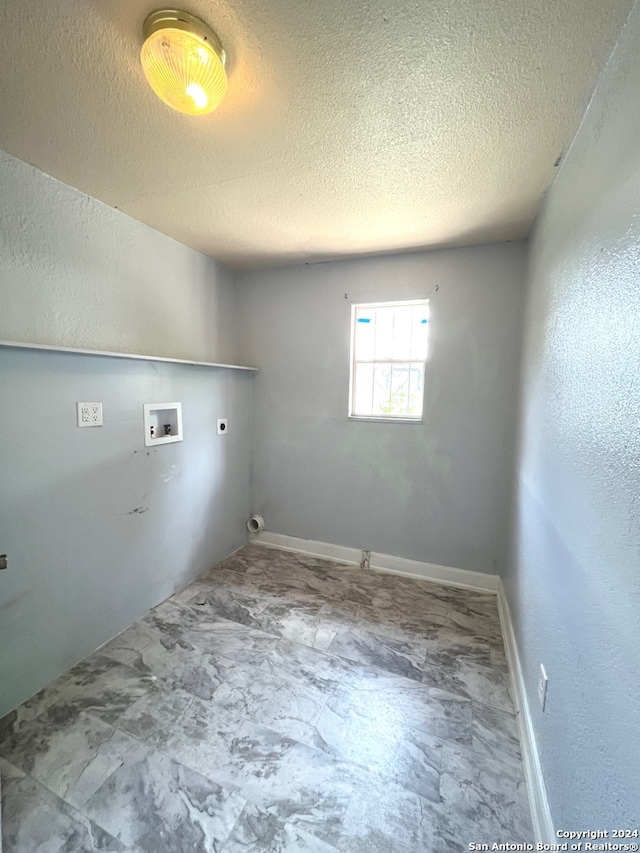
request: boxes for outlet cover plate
[77,402,103,427]
[217,418,228,435]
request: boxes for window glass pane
[410,306,429,360]
[373,306,394,360]
[389,363,411,416]
[366,363,425,418]
[407,362,424,416]
[354,308,375,360]
[353,362,374,415]
[372,363,392,414]
[391,306,413,360]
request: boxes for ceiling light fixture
[140,9,227,116]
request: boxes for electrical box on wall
[143,402,183,447]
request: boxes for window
[349,300,429,420]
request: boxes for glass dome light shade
[141,10,227,116]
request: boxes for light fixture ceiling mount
[140,9,228,116]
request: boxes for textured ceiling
[0,0,633,269]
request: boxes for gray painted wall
[0,150,240,364]
[0,156,252,717]
[238,243,526,574]
[505,3,640,828]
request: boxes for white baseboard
[250,530,500,593]
[497,580,554,843]
[251,530,364,567]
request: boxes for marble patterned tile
[356,603,452,645]
[304,575,358,605]
[211,545,297,579]
[365,582,453,619]
[1,753,28,783]
[448,600,504,644]
[82,748,246,852]
[97,621,157,665]
[0,705,147,810]
[148,692,251,793]
[310,690,442,801]
[60,654,158,725]
[115,683,199,748]
[338,773,461,853]
[438,741,533,842]
[54,836,127,853]
[316,599,363,628]
[421,624,494,667]
[327,626,427,681]
[0,757,126,853]
[207,663,329,747]
[182,585,269,627]
[251,550,358,606]
[102,626,245,702]
[489,639,510,669]
[252,600,340,650]
[218,721,357,847]
[259,640,364,696]
[162,714,357,847]
[170,580,216,605]
[142,598,204,640]
[471,701,522,766]
[141,596,281,669]
[200,550,355,613]
[179,618,280,665]
[221,803,340,853]
[421,657,515,713]
[246,576,335,608]
[0,655,155,732]
[202,550,336,605]
[331,669,474,747]
[355,606,489,652]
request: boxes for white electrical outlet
[77,402,103,428]
[538,664,548,712]
[217,418,228,435]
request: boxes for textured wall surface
[505,3,640,827]
[0,349,252,717]
[0,155,252,717]
[0,150,240,363]
[0,0,633,267]
[239,243,525,574]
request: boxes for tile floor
[0,544,533,852]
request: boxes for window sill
[348,416,423,424]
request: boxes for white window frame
[348,299,429,422]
